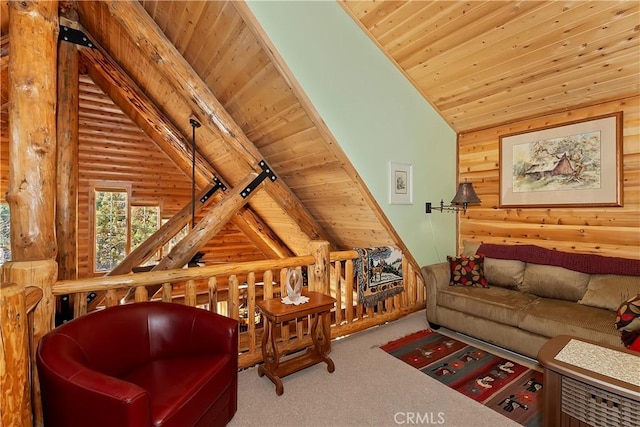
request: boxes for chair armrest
[192,310,239,356]
[38,363,151,427]
[421,262,450,323]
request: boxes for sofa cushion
[483,257,526,289]
[578,275,640,312]
[448,255,488,287]
[437,286,539,327]
[522,263,590,301]
[519,299,621,348]
[462,240,481,257]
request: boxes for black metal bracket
[199,176,227,203]
[59,25,95,48]
[241,160,277,198]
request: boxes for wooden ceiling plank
[401,2,546,67]
[180,2,227,64]
[102,0,332,246]
[172,3,208,56]
[413,2,636,95]
[435,32,640,112]
[403,1,585,79]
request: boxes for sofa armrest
[421,262,449,323]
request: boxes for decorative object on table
[615,293,640,352]
[354,246,403,307]
[499,112,622,208]
[389,162,413,204]
[381,329,543,427]
[281,268,308,305]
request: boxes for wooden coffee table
[257,291,336,395]
[538,335,640,427]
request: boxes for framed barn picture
[499,112,623,208]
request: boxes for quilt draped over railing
[354,246,404,307]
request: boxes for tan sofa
[421,242,640,358]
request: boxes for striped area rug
[381,330,543,427]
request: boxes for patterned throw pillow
[447,255,488,288]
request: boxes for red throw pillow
[447,255,488,288]
[615,293,640,351]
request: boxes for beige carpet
[229,310,521,427]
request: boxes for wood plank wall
[458,96,640,260]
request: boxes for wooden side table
[538,335,640,427]
[257,291,336,395]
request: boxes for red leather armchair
[37,302,238,427]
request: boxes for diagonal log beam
[79,38,293,259]
[107,185,218,277]
[153,173,261,271]
[102,0,333,247]
[137,173,263,300]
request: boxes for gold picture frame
[499,112,623,208]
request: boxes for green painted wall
[248,0,457,265]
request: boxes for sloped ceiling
[1,1,402,263]
[76,0,407,256]
[341,0,640,132]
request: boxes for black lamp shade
[450,182,481,205]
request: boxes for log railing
[1,241,425,426]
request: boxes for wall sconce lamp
[426,182,481,214]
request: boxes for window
[131,205,160,266]
[93,188,163,272]
[94,190,128,272]
[0,202,10,265]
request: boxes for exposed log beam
[108,185,218,277]
[56,7,79,281]
[102,0,333,247]
[139,173,264,299]
[79,36,293,259]
[7,0,59,261]
[153,173,262,271]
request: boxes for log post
[56,9,80,282]
[307,241,330,294]
[0,282,31,427]
[2,259,57,427]
[7,0,59,261]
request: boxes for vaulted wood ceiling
[341,1,640,132]
[1,1,638,267]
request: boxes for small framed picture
[389,162,413,204]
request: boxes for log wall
[458,96,640,259]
